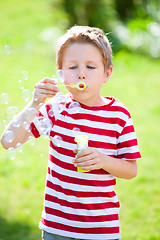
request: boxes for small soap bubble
[72,127,81,133]
[18,79,25,89]
[28,137,36,146]
[24,107,37,122]
[22,71,29,80]
[28,135,33,141]
[56,69,65,83]
[38,103,44,108]
[4,45,11,54]
[38,117,51,135]
[56,93,67,113]
[53,135,63,147]
[16,143,23,153]
[3,130,15,143]
[69,101,80,109]
[69,101,80,114]
[0,93,10,104]
[6,106,19,121]
[7,147,16,160]
[22,121,31,132]
[48,109,54,117]
[12,115,22,128]
[22,89,32,102]
[56,92,66,103]
[2,119,8,128]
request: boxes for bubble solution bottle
[75,135,90,172]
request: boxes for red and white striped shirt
[30,94,141,240]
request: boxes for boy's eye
[87,66,95,69]
[69,66,77,69]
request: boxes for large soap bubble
[52,135,63,147]
[0,93,10,104]
[56,69,65,83]
[6,106,19,121]
[4,45,11,54]
[7,147,16,160]
[37,117,52,135]
[22,71,29,80]
[24,107,37,122]
[3,130,15,143]
[22,89,32,102]
[12,115,22,128]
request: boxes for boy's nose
[77,70,86,79]
[78,75,86,79]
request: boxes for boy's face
[61,43,112,106]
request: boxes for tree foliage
[51,0,160,56]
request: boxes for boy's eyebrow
[66,60,98,64]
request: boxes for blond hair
[56,25,112,71]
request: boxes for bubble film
[52,135,63,147]
[0,93,10,104]
[3,130,15,143]
[7,147,16,160]
[6,106,19,121]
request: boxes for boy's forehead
[63,43,102,61]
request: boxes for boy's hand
[33,78,59,106]
[73,148,105,171]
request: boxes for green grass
[0,1,160,239]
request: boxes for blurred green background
[0,0,160,239]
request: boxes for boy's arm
[1,78,59,149]
[73,148,138,180]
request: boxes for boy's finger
[40,77,58,85]
[76,148,92,157]
[73,149,77,153]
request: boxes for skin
[1,43,137,179]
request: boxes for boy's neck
[70,94,112,107]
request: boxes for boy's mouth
[75,81,86,91]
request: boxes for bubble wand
[55,70,86,91]
[58,81,86,91]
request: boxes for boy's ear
[104,66,113,83]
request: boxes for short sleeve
[30,103,55,138]
[117,117,141,160]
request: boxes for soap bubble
[56,93,67,113]
[0,93,10,104]
[3,130,15,143]
[22,121,31,132]
[69,101,80,113]
[16,143,23,153]
[72,127,81,133]
[18,79,25,89]
[24,107,37,122]
[22,71,29,80]
[56,69,65,83]
[48,109,54,117]
[38,103,44,108]
[7,147,16,160]
[37,117,52,135]
[12,115,22,128]
[56,92,67,104]
[6,106,19,121]
[52,135,63,147]
[28,137,36,146]
[4,45,11,54]
[2,120,8,128]
[69,101,80,109]
[22,89,32,102]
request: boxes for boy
[1,26,141,240]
